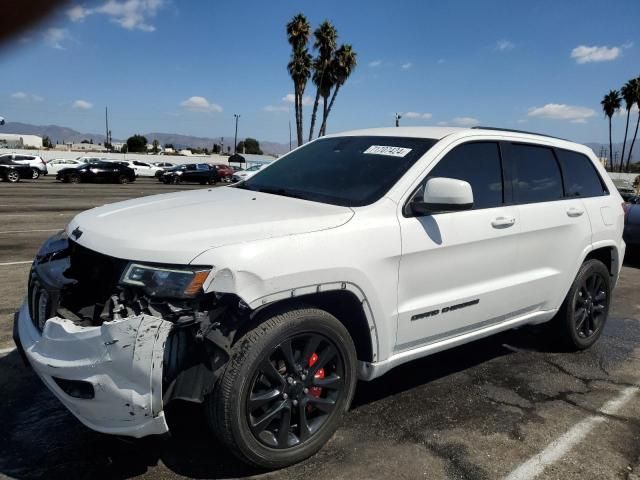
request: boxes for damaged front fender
[17,304,172,437]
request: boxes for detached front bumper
[14,302,172,438]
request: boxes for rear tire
[31,168,40,180]
[118,175,129,184]
[552,259,611,350]
[6,170,20,183]
[68,174,80,184]
[207,306,357,469]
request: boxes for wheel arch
[583,243,621,285]
[246,286,378,364]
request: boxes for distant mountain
[583,142,638,163]
[0,122,290,156]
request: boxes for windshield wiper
[257,187,306,200]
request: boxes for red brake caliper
[307,352,324,398]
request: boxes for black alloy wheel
[118,175,129,184]
[573,271,607,339]
[68,174,80,184]
[246,332,344,449]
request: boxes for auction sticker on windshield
[363,145,412,157]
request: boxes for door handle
[491,216,516,228]
[566,207,585,217]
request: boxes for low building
[0,133,43,149]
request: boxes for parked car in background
[613,179,636,202]
[0,156,32,182]
[231,163,266,182]
[0,153,47,179]
[46,158,88,175]
[209,164,235,182]
[161,163,218,184]
[76,156,108,163]
[152,162,175,168]
[117,160,162,177]
[56,161,136,184]
[624,202,640,251]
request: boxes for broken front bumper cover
[15,302,172,438]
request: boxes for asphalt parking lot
[1,177,640,480]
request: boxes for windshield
[240,136,437,207]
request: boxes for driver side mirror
[410,177,474,215]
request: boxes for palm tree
[319,44,357,136]
[625,77,640,172]
[620,80,636,172]
[286,14,311,146]
[601,90,621,170]
[287,48,312,147]
[308,21,337,141]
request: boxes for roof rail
[471,126,567,141]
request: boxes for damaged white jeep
[14,127,624,468]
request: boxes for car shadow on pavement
[0,326,561,480]
[623,249,640,269]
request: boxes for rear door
[396,141,522,349]
[503,142,593,312]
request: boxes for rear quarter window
[556,149,608,198]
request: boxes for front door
[396,141,521,350]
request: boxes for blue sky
[1,0,639,144]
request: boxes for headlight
[175,170,183,175]
[120,263,211,298]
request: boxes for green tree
[121,143,128,153]
[212,144,220,154]
[164,143,174,149]
[319,44,357,136]
[625,77,640,172]
[308,21,337,141]
[126,134,148,153]
[42,136,53,148]
[236,138,263,154]
[601,90,621,170]
[81,139,91,144]
[152,139,160,154]
[287,13,312,146]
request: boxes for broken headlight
[120,263,211,298]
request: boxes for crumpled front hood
[67,186,354,264]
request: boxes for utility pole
[105,107,110,150]
[289,118,292,151]
[233,114,240,154]
[395,113,402,127]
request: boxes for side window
[426,142,503,209]
[509,144,563,204]
[556,149,607,198]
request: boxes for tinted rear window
[241,136,437,206]
[509,144,563,204]
[556,149,607,197]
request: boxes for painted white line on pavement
[0,228,60,234]
[0,261,32,266]
[504,386,638,480]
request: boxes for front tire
[6,170,20,183]
[553,259,611,350]
[208,306,357,469]
[117,175,129,184]
[31,168,40,180]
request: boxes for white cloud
[451,117,480,127]
[527,103,595,122]
[11,92,43,102]
[180,96,223,113]
[282,93,313,106]
[44,28,70,49]
[368,60,382,67]
[496,40,515,52]
[437,121,448,126]
[622,41,634,49]
[401,62,412,70]
[571,45,621,64]
[264,105,289,113]
[72,99,93,109]
[403,111,432,119]
[67,0,165,32]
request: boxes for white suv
[14,127,624,468]
[0,153,47,179]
